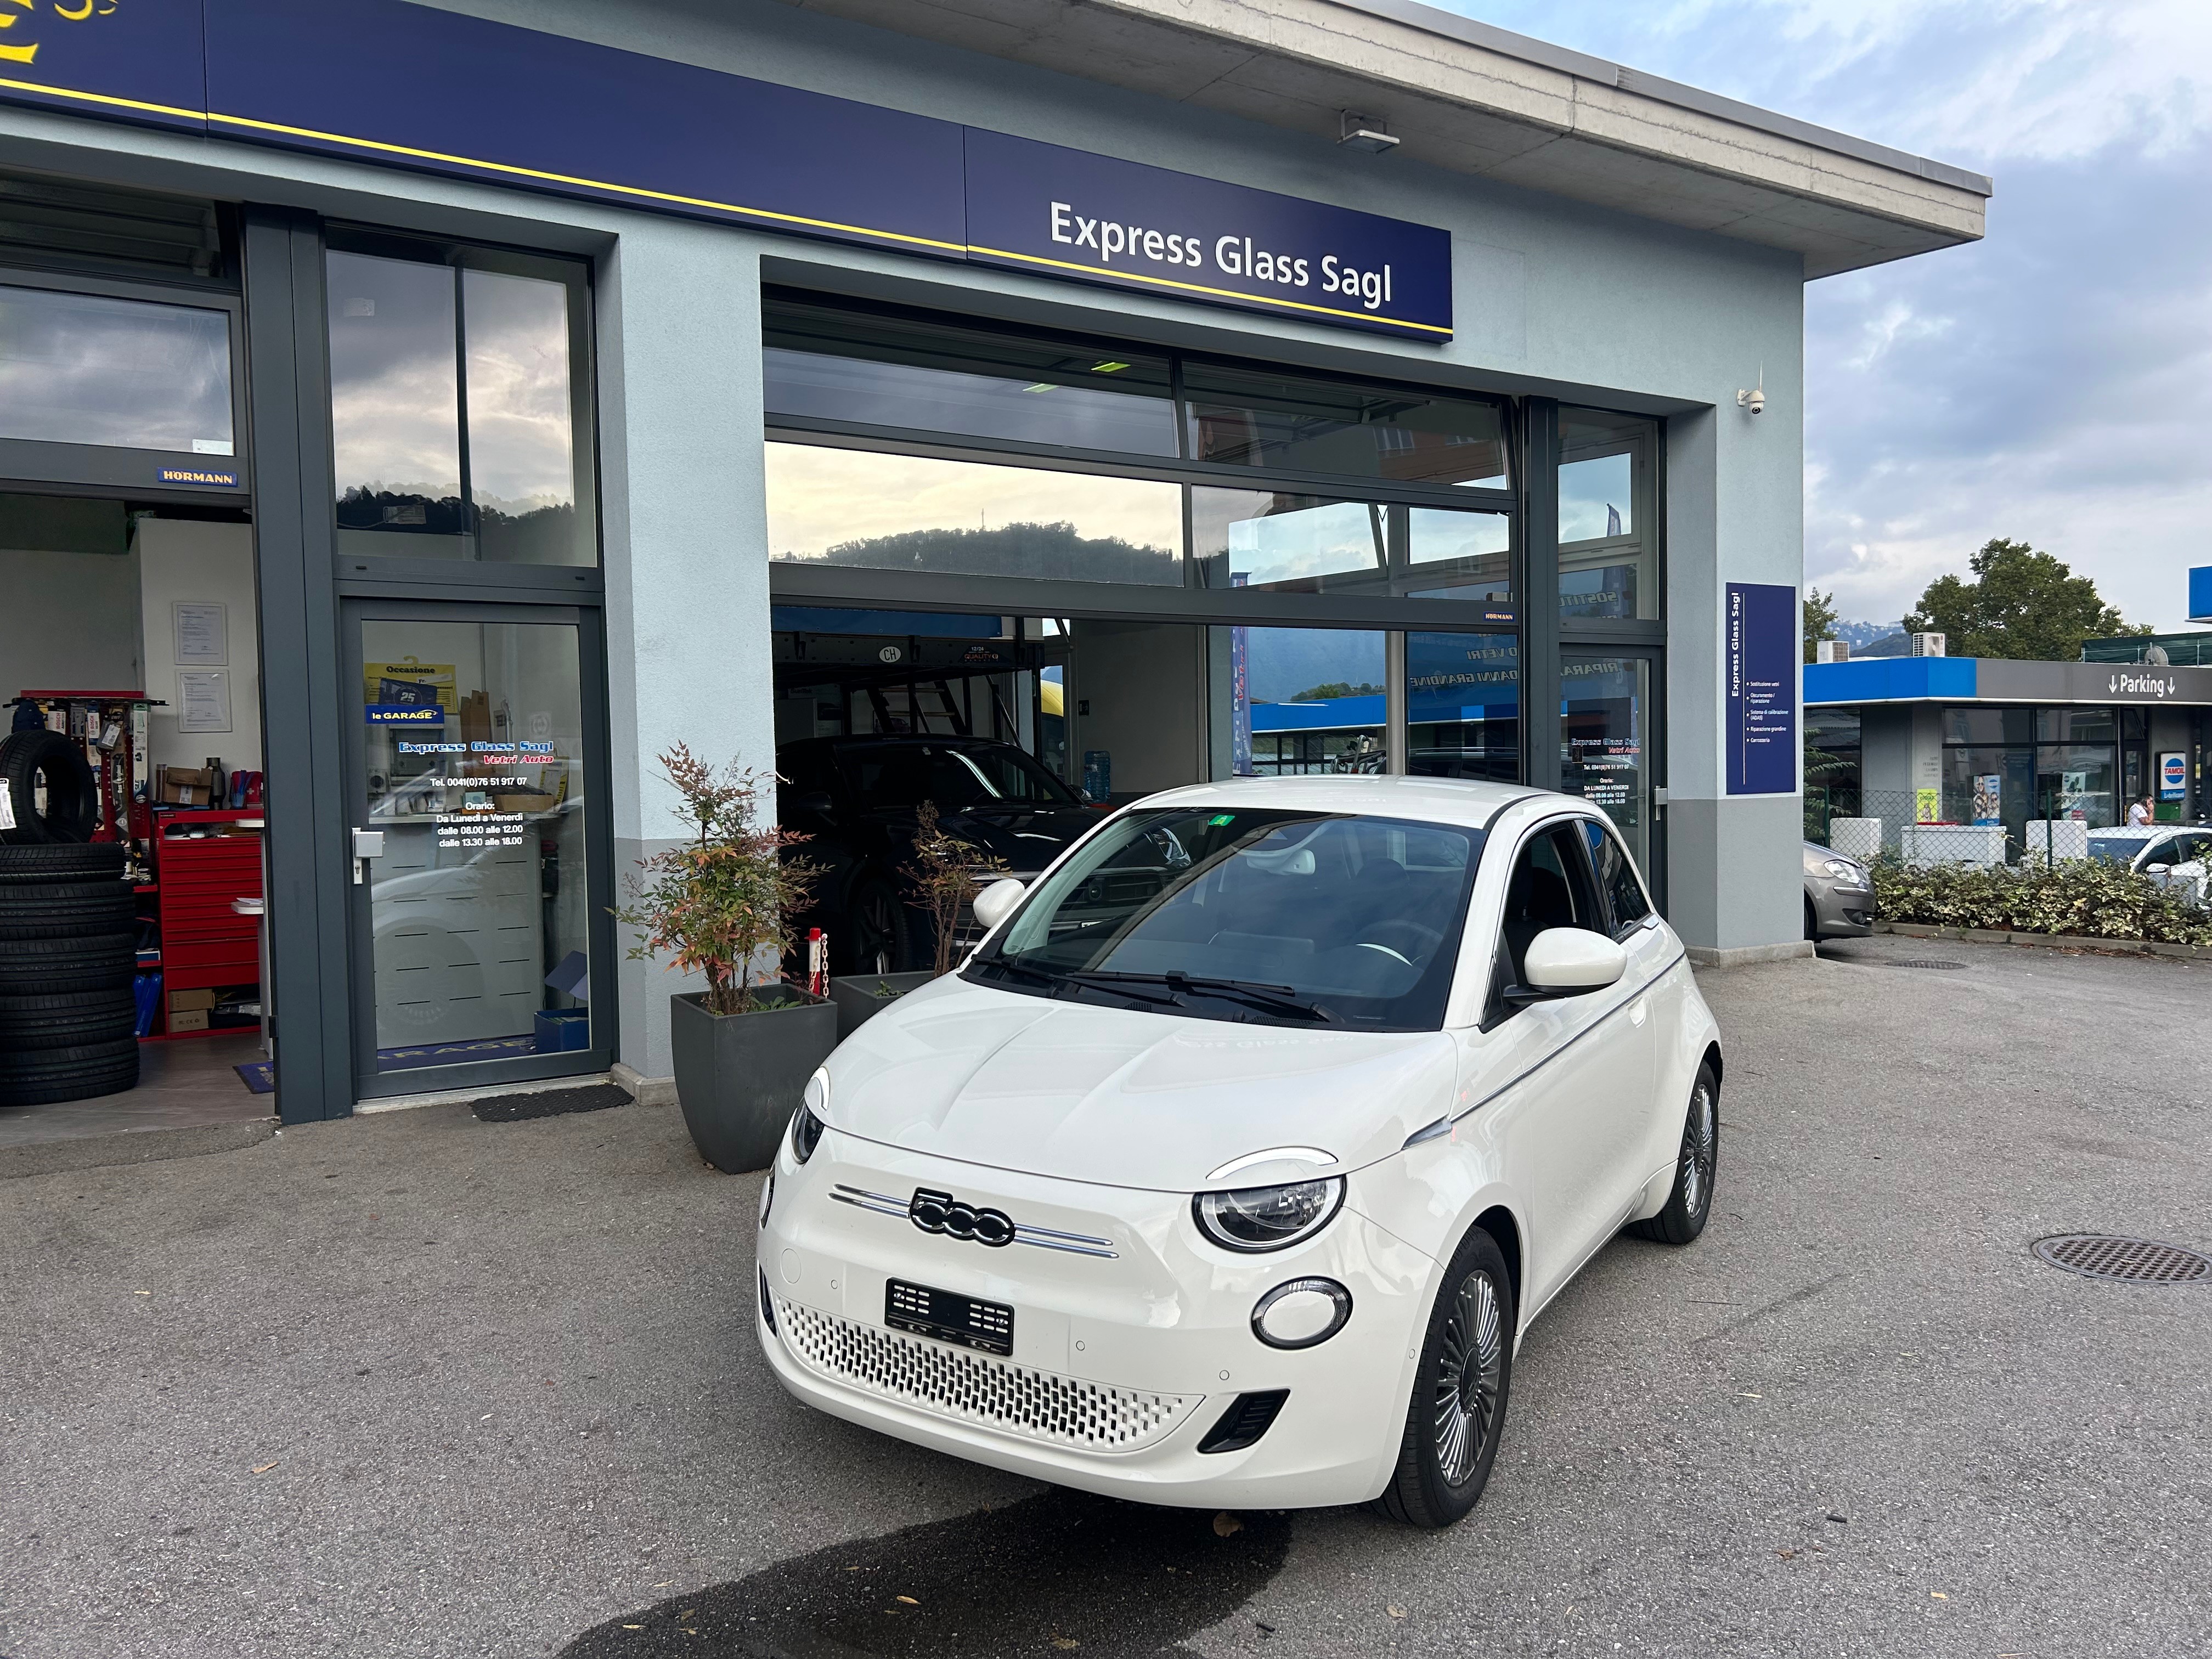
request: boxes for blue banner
[1725,582,1797,795]
[2,1,1450,338]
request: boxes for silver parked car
[1804,841,1874,940]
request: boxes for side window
[1583,820,1653,935]
[1497,823,1605,992]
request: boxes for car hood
[821,973,1456,1190]
[927,804,1100,873]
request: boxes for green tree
[1803,585,1841,663]
[1903,538,2149,660]
[1290,681,1383,701]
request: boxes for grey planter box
[668,985,838,1174]
[828,970,936,1040]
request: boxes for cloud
[1436,1,2212,629]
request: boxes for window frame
[0,262,251,500]
[320,225,603,588]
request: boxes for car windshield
[966,807,1483,1030]
[836,743,1080,811]
[2086,831,2157,865]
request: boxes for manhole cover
[1877,959,1968,970]
[2033,1234,2211,1284]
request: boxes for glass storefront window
[1184,361,1509,489]
[1558,407,1657,620]
[765,444,1182,584]
[1229,627,1387,776]
[1192,487,1510,603]
[2036,707,2115,744]
[1406,631,1520,781]
[764,298,1177,455]
[359,617,593,1069]
[1944,706,2033,744]
[0,283,233,454]
[328,246,595,565]
[1560,654,1652,872]
[2036,743,2116,826]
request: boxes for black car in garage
[777,735,1103,973]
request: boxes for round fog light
[1251,1277,1352,1350]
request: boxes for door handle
[352,826,385,885]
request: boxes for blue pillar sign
[1725,583,1797,795]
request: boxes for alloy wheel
[1431,1268,1504,1486]
[1680,1083,1717,1220]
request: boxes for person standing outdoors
[2128,794,2154,826]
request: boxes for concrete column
[596,221,775,1082]
[1664,381,1808,965]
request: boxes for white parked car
[755,776,1723,1528]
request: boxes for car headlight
[1821,858,1865,882]
[1192,1177,1345,1252]
[791,1071,829,1165]
[758,1170,775,1228]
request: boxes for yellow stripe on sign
[965,244,1453,336]
[0,46,36,66]
[0,73,206,118]
[204,110,969,253]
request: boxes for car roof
[1131,773,1554,831]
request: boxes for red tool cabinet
[151,810,263,1039]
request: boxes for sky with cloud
[1438,0,2212,633]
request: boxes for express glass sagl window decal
[2,0,1451,341]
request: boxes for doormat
[236,1060,276,1094]
[472,1083,631,1123]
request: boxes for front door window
[355,614,595,1077]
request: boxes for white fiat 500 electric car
[756,776,1722,1528]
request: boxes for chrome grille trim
[830,1183,1119,1259]
[771,1296,1201,1452]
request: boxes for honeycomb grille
[772,1296,1201,1451]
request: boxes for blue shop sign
[1725,582,1796,795]
[3,0,1452,341]
[365,703,445,726]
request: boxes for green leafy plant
[904,800,1009,978]
[1871,855,2212,946]
[614,744,820,1014]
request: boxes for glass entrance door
[1560,651,1660,887]
[343,600,610,1092]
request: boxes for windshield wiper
[1063,969,1337,1023]
[973,957,1070,990]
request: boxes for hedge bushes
[1870,856,2212,945]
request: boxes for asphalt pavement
[3,933,2208,1658]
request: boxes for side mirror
[2145,863,2171,876]
[1521,928,1628,996]
[970,877,1026,931]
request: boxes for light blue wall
[0,0,1817,1083]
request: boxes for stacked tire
[0,842,141,1106]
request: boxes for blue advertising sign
[365,703,446,726]
[2190,566,2212,623]
[2160,751,2187,802]
[1725,582,1796,795]
[2,1,1450,338]
[964,129,1452,340]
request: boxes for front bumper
[756,1131,1436,1510]
[1808,877,1874,938]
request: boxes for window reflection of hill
[806,518,1178,584]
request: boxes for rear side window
[1583,820,1652,934]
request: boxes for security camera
[1736,386,1765,416]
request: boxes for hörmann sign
[1,0,1453,341]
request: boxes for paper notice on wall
[173,601,228,666]
[0,787,14,832]
[178,670,233,734]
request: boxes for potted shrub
[616,745,832,1173]
[827,802,1008,1037]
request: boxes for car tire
[845,877,912,975]
[1629,1062,1719,1246]
[0,985,138,1048]
[0,729,101,844]
[1803,897,1820,943]
[0,889,138,939]
[0,842,128,883]
[0,931,137,994]
[0,1047,140,1106]
[1375,1225,1515,1530]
